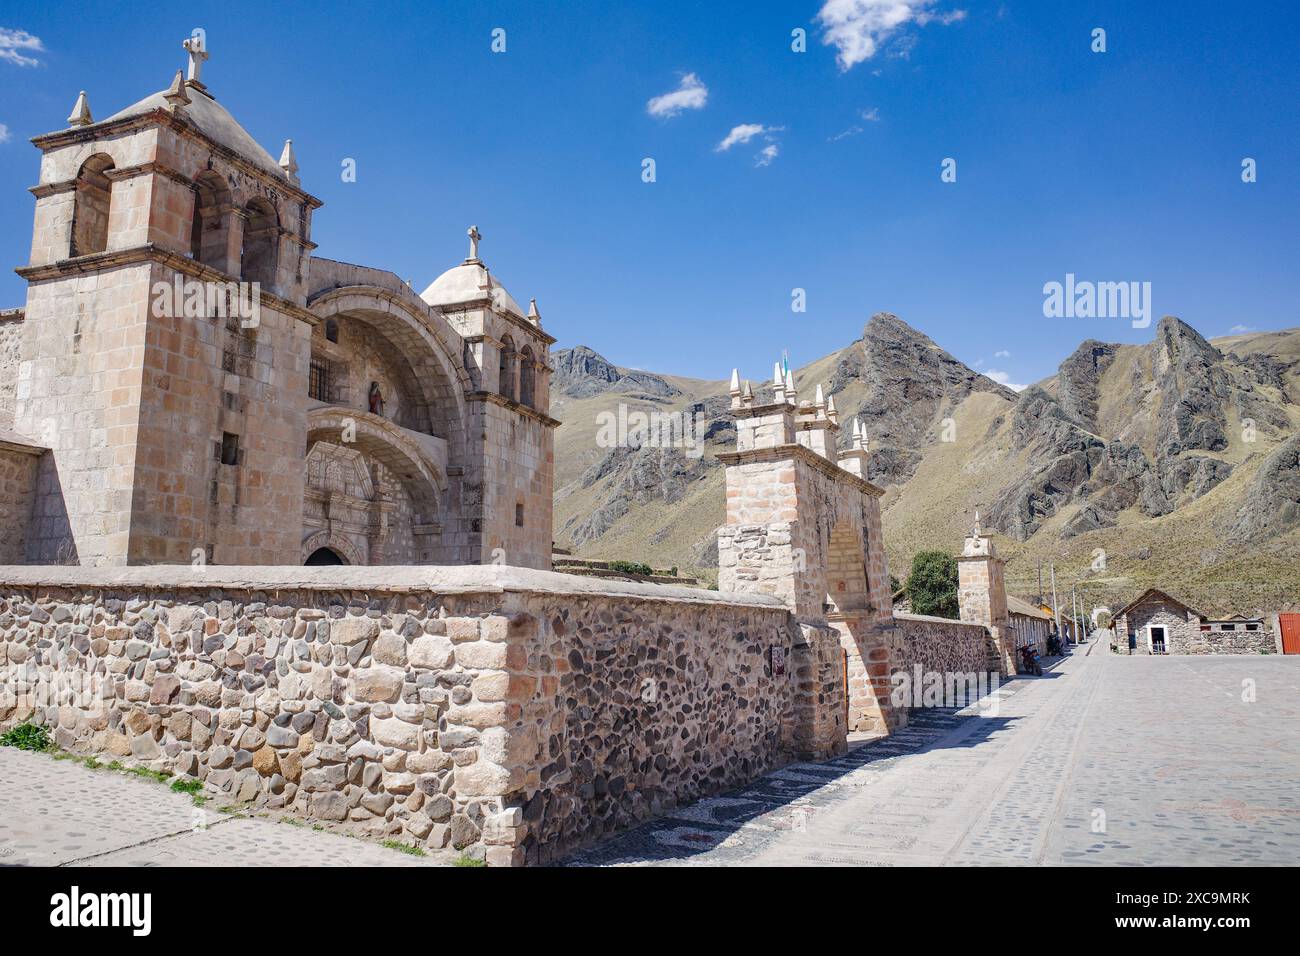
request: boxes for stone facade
[4,46,556,571]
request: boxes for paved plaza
[2,642,1297,867]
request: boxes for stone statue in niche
[368,381,386,417]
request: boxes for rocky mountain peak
[551,346,680,399]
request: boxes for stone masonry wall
[0,566,814,865]
[893,612,1001,708]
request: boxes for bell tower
[14,38,322,565]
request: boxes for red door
[1281,615,1300,655]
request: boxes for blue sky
[1,1,1298,387]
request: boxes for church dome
[106,86,284,178]
[420,260,525,318]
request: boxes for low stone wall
[1182,628,1277,655]
[0,437,42,564]
[893,612,1000,705]
[0,565,828,865]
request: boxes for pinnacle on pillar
[741,380,754,406]
[814,383,827,419]
[773,361,786,403]
[67,91,93,127]
[527,298,542,326]
[278,139,299,184]
[164,70,191,111]
[826,393,839,426]
[729,368,742,409]
[784,368,796,403]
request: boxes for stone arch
[307,287,471,462]
[519,344,536,408]
[306,406,446,520]
[301,530,365,566]
[499,335,517,402]
[824,518,870,616]
[70,153,115,257]
[189,169,233,271]
[241,197,279,289]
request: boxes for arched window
[241,198,279,289]
[70,154,115,257]
[189,170,232,271]
[519,345,536,408]
[499,335,516,402]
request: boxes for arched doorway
[305,547,346,566]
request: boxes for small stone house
[1113,588,1276,655]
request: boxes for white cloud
[816,1,966,71]
[1228,324,1255,334]
[860,107,881,121]
[716,123,768,151]
[828,125,864,142]
[994,349,1010,358]
[0,28,44,67]
[755,144,779,167]
[0,123,10,144]
[985,369,1027,392]
[647,73,708,118]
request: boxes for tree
[905,551,960,619]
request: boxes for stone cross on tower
[182,35,209,85]
[467,225,482,261]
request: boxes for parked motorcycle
[1019,644,1043,676]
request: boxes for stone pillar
[957,530,1015,676]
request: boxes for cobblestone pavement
[566,644,1300,866]
[0,749,446,867]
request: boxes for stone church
[0,40,557,570]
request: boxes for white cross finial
[183,35,209,85]
[467,225,482,260]
[973,510,982,536]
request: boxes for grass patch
[169,777,203,796]
[82,757,102,770]
[381,840,427,857]
[127,766,170,785]
[0,722,52,752]
[453,853,486,868]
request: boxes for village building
[1006,594,1053,656]
[0,42,557,571]
[1112,587,1280,655]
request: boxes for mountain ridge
[549,314,1300,616]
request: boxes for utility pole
[1051,563,1062,645]
[1037,558,1044,605]
[1072,586,1080,644]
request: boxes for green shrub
[453,853,486,867]
[608,560,654,577]
[904,551,960,619]
[0,722,52,752]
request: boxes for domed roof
[105,85,285,178]
[419,260,525,318]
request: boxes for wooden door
[1281,614,1300,655]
